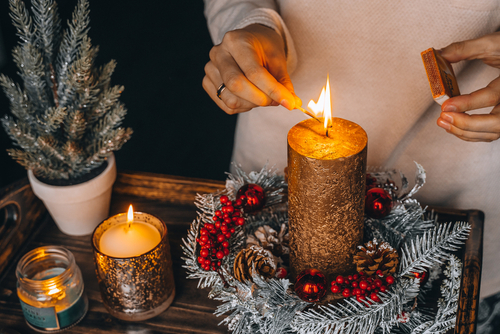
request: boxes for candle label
[19,301,58,330]
[20,293,88,331]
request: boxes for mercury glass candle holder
[91,212,175,321]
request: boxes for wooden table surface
[0,171,484,334]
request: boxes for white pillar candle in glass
[99,205,161,258]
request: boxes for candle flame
[127,204,133,229]
[307,75,333,131]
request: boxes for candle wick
[326,128,329,138]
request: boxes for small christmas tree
[1,0,132,181]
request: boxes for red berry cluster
[330,270,395,304]
[197,195,245,271]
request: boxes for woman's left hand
[437,32,500,142]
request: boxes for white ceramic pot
[28,154,117,236]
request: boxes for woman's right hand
[202,24,300,114]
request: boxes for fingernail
[437,118,451,130]
[443,105,457,113]
[280,99,292,110]
[442,113,453,124]
[271,101,279,106]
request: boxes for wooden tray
[0,171,483,334]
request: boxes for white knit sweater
[204,0,500,298]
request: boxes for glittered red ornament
[294,268,327,302]
[237,184,266,213]
[365,188,393,219]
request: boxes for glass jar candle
[16,246,88,332]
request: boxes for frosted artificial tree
[2,0,132,185]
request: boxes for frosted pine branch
[87,84,122,124]
[0,75,37,128]
[32,0,61,65]
[399,222,470,277]
[64,110,86,141]
[58,35,95,108]
[291,278,420,334]
[410,256,462,334]
[90,100,127,140]
[36,136,65,163]
[181,217,221,289]
[9,0,36,44]
[215,277,308,334]
[12,44,50,111]
[37,106,67,133]
[56,0,90,97]
[94,60,116,91]
[2,117,37,151]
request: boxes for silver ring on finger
[216,83,226,100]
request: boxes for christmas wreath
[182,163,470,334]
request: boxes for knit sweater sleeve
[203,0,297,74]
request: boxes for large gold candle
[288,117,367,279]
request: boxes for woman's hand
[437,32,500,142]
[202,24,300,114]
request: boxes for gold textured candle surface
[288,117,367,159]
[287,117,367,281]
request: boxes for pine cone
[246,224,289,258]
[353,239,399,276]
[233,245,276,282]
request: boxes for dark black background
[0,0,236,188]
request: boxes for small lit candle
[92,209,175,321]
[99,205,161,258]
[16,246,88,331]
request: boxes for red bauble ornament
[294,269,327,302]
[237,184,266,213]
[365,188,393,219]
